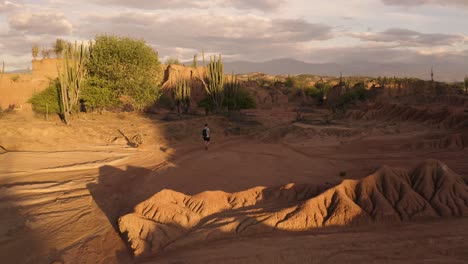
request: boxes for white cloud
[9,11,73,35]
[78,12,333,60]
[0,0,23,13]
[381,0,468,8]
[88,0,283,11]
[351,28,465,47]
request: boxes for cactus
[197,52,225,112]
[431,66,434,82]
[192,54,198,68]
[57,41,90,124]
[224,72,240,111]
[0,61,4,80]
[174,75,191,114]
[464,75,468,94]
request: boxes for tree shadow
[0,191,47,263]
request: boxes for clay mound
[346,103,468,129]
[119,160,468,258]
[403,133,468,151]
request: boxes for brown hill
[118,159,468,258]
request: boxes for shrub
[28,80,61,114]
[10,75,20,82]
[199,89,256,113]
[285,76,295,87]
[87,35,163,111]
[337,85,368,106]
[464,76,468,93]
[54,38,67,58]
[32,45,39,60]
[165,57,181,65]
[224,89,256,110]
[304,87,322,98]
[80,79,117,112]
[156,93,175,110]
[198,96,215,114]
[314,82,332,95]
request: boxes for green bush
[198,96,215,113]
[156,93,175,110]
[199,89,256,113]
[285,76,295,87]
[314,82,332,95]
[338,85,368,106]
[304,87,322,98]
[224,89,256,111]
[87,35,163,111]
[28,80,61,114]
[165,57,181,65]
[80,78,117,112]
[10,75,20,82]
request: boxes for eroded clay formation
[119,159,468,257]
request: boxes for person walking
[202,123,210,150]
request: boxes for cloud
[0,0,23,13]
[89,0,283,11]
[351,28,465,47]
[381,0,468,8]
[9,11,73,35]
[78,12,332,60]
[226,0,284,10]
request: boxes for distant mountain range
[221,58,464,82]
[5,69,32,74]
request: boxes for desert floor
[0,106,467,264]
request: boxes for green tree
[86,35,162,111]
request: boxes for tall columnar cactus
[192,54,198,68]
[204,55,224,111]
[57,41,90,124]
[224,72,240,111]
[174,76,191,114]
[195,51,225,112]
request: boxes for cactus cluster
[57,41,90,124]
[224,72,240,110]
[174,75,191,114]
[207,55,224,110]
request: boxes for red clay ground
[0,104,467,263]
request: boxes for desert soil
[0,105,467,264]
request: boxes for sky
[0,0,467,80]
